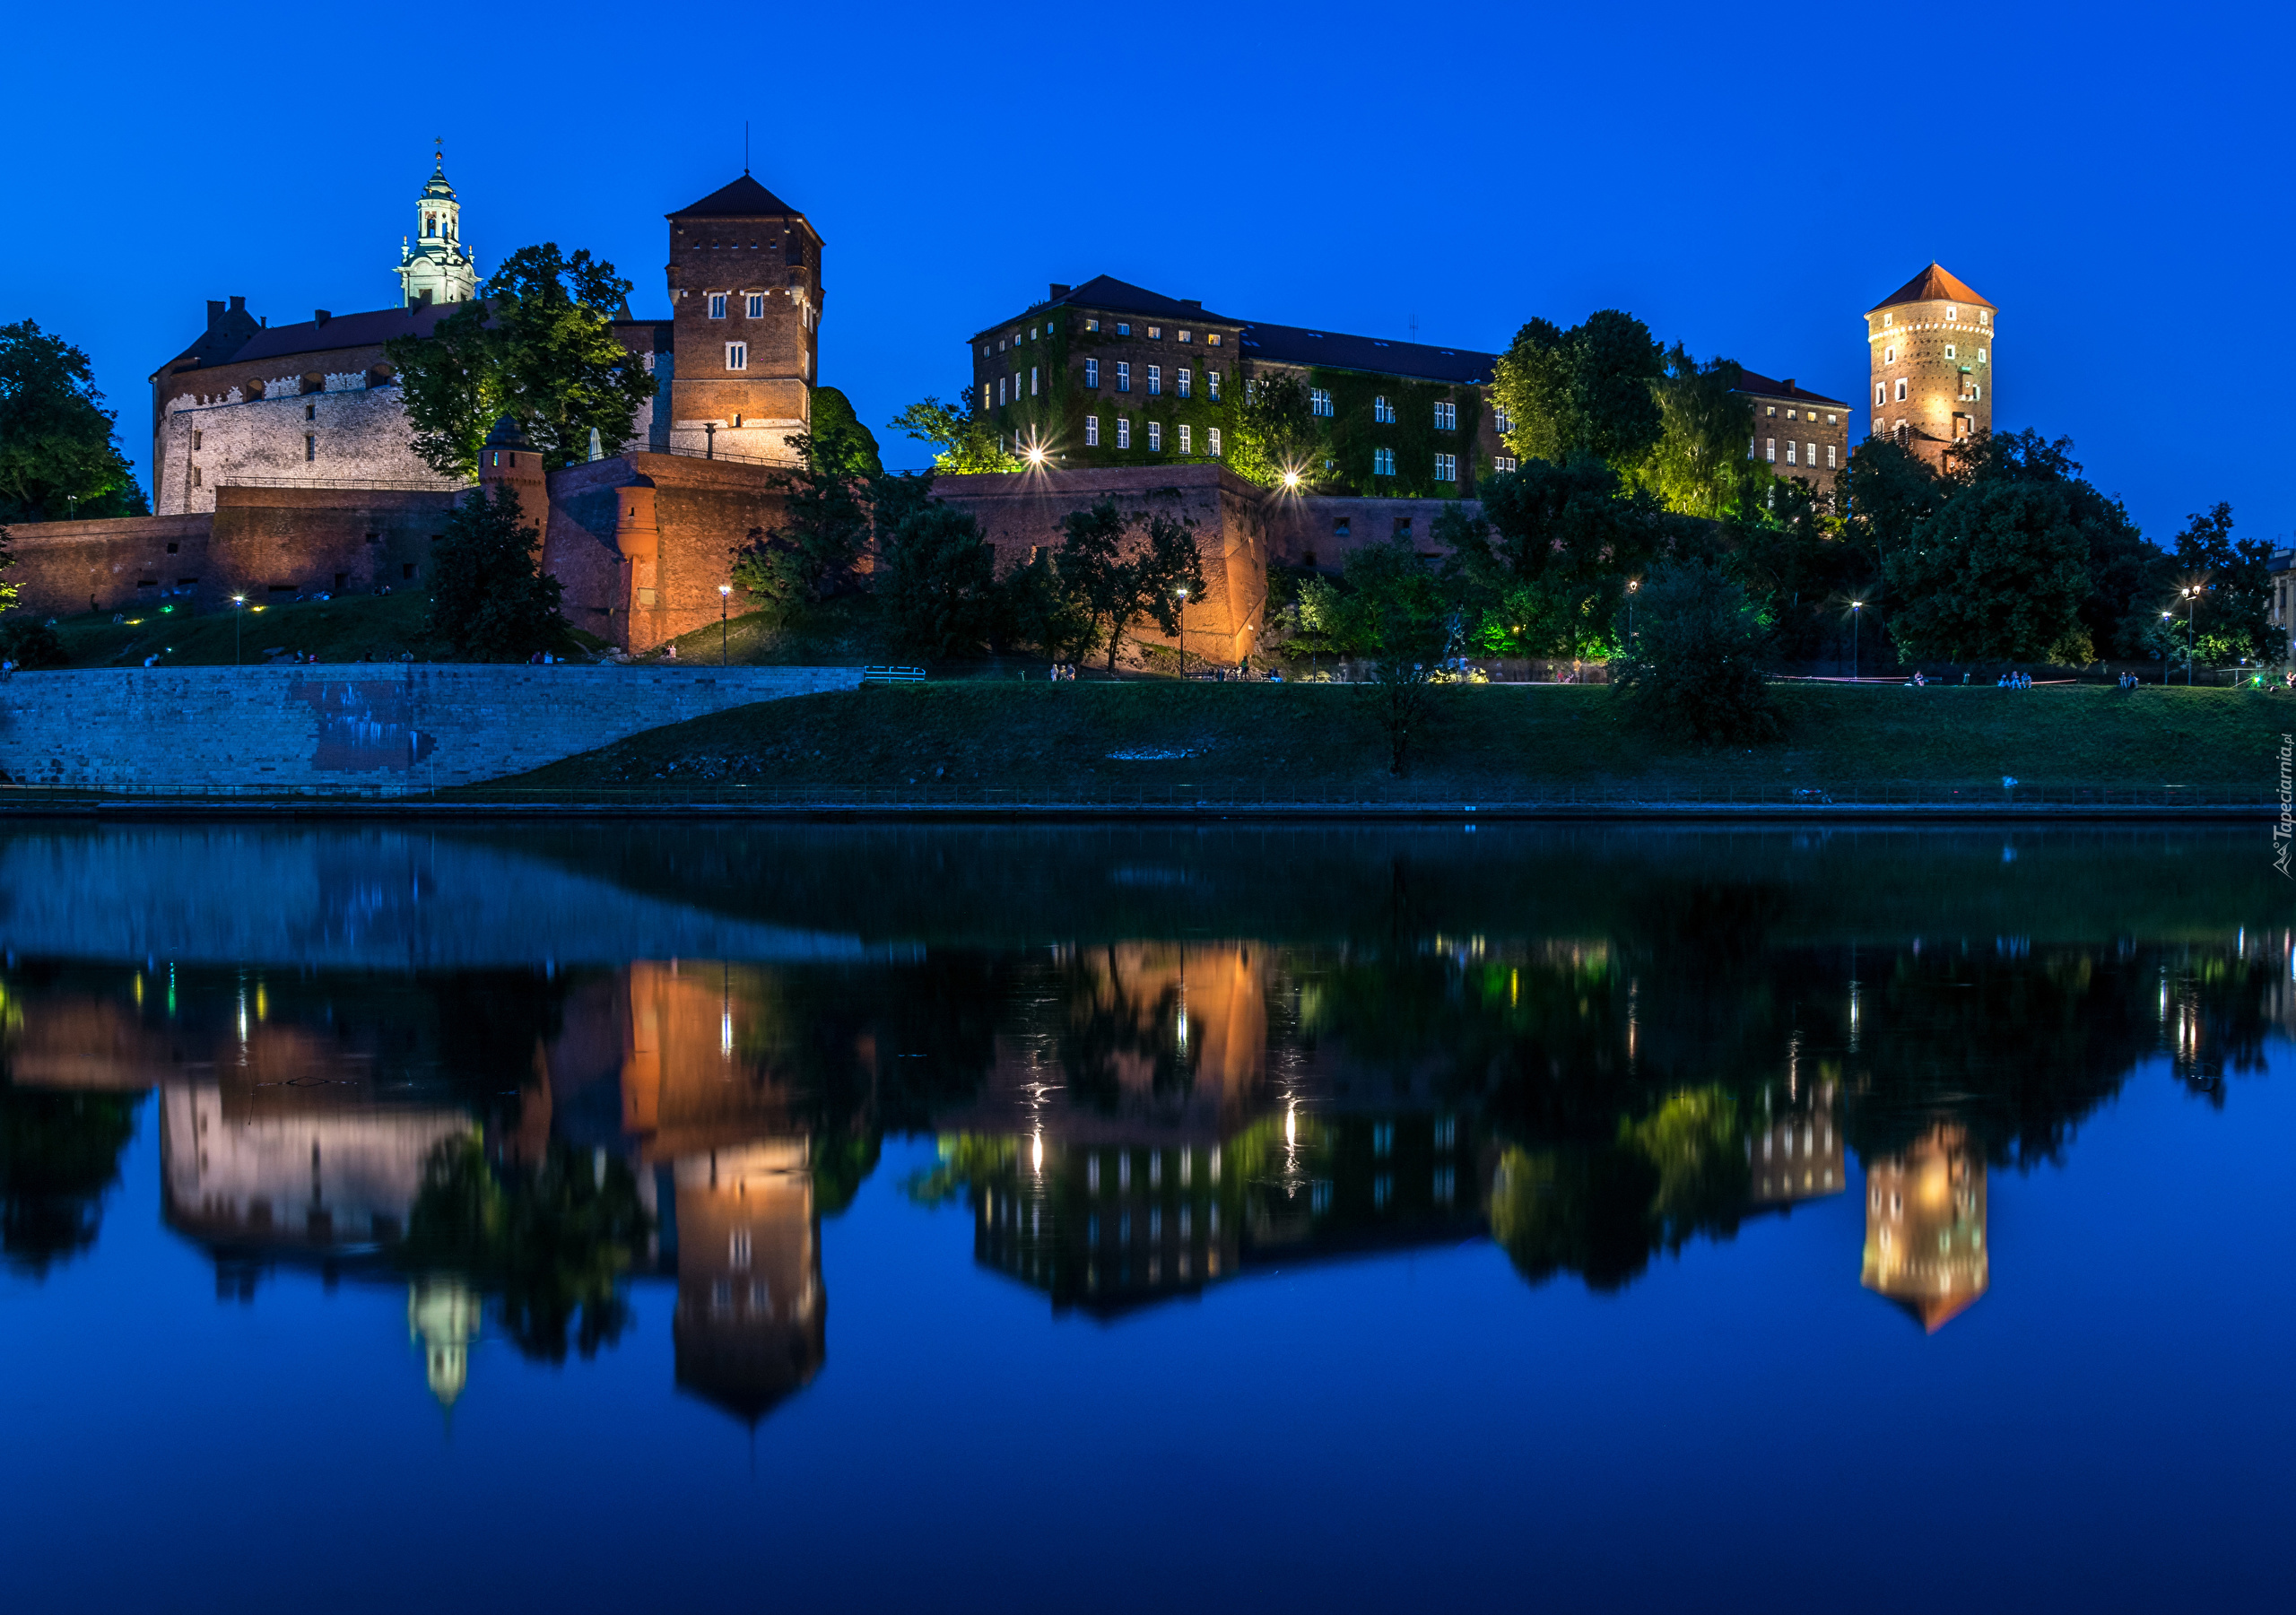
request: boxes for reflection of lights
[1176,1007,1189,1049]
[720,1009,734,1056]
[1031,1131,1043,1175]
[1285,1105,1296,1146]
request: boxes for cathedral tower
[664,174,823,464]
[1866,264,1994,464]
[397,146,479,308]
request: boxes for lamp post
[231,594,246,665]
[1850,600,1864,683]
[2161,612,2175,683]
[2182,585,2202,685]
[1625,578,1639,656]
[1175,586,1189,676]
[718,583,732,666]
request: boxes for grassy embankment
[496,681,2288,801]
[40,593,611,667]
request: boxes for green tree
[1725,476,1874,666]
[889,395,1022,473]
[1637,348,1763,517]
[1950,431,2155,657]
[1229,373,1327,488]
[2167,501,2276,664]
[0,320,144,521]
[878,493,1000,660]
[1610,558,1781,744]
[387,244,657,479]
[1344,537,1455,774]
[731,418,878,616]
[425,482,568,659]
[1457,458,1669,661]
[1054,499,1206,673]
[1001,546,1103,664]
[1491,309,1665,469]
[1883,437,2102,663]
[810,386,883,476]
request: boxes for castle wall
[1259,492,1484,570]
[155,377,459,515]
[0,664,858,793]
[4,513,214,618]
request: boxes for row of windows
[1878,307,1988,328]
[708,293,770,319]
[1082,318,1220,345]
[1080,360,1223,400]
[1880,343,1987,366]
[1874,378,1982,405]
[1082,416,1223,456]
[1761,438,1838,469]
[1762,404,1840,425]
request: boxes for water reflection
[0,826,2288,1430]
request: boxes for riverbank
[489,680,2286,804]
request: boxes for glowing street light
[1026,441,1048,466]
[1281,469,1301,489]
[718,582,733,666]
[2179,584,2205,686]
[231,594,247,666]
[1175,585,1189,675]
[1850,600,1865,684]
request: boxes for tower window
[1827,443,1837,468]
[709,293,727,318]
[305,434,316,462]
[1786,441,1797,465]
[1147,326,1161,340]
[1894,378,1907,401]
[1979,347,1987,364]
[1178,329,1192,343]
[1944,344,1956,359]
[305,403,315,421]
[1884,346,1895,364]
[726,343,748,370]
[1945,307,1958,321]
[1031,366,1039,395]
[1373,447,1396,476]
[1874,383,1885,407]
[746,293,764,317]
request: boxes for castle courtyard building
[1736,370,1854,499]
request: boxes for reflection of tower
[1861,1125,1987,1331]
[1749,1080,1844,1206]
[671,1140,822,1424]
[407,1277,482,1407]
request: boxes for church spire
[397,142,479,309]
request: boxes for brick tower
[1866,264,1995,464]
[664,174,823,465]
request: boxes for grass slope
[499,682,2289,799]
[39,592,614,667]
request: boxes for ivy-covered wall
[986,313,1248,473]
[1304,368,1485,499]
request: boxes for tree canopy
[2164,501,2277,664]
[387,244,657,479]
[1229,374,1327,489]
[425,482,568,659]
[1492,310,1665,469]
[889,395,1021,473]
[1609,558,1781,744]
[876,482,1003,661]
[0,320,144,522]
[1053,499,1206,673]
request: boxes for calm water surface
[2,823,2290,1612]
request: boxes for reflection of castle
[1861,1126,1988,1331]
[1748,1081,1844,1207]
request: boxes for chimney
[229,294,247,317]
[1182,299,1202,312]
[314,309,331,326]
[1049,282,1071,300]
[1781,378,1796,393]
[207,300,226,327]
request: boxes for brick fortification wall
[1258,493,1484,570]
[932,465,1271,664]
[0,664,857,793]
[4,486,463,617]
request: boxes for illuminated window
[1310,387,1333,417]
[1827,444,1837,468]
[1494,404,1513,433]
[730,1229,752,1269]
[1945,307,1958,321]
[1883,312,1893,326]
[1086,317,1100,332]
[1765,438,1776,462]
[1178,423,1192,453]
[1085,358,1100,386]
[1148,421,1162,451]
[1117,417,1131,448]
[1177,368,1192,398]
[1433,400,1457,430]
[1031,366,1039,395]
[1827,413,1838,424]
[1178,329,1192,343]
[1435,453,1457,481]
[997,376,1006,405]
[709,293,727,318]
[1207,426,1222,456]
[1374,395,1395,423]
[1979,347,1987,364]
[1207,332,1222,346]
[980,383,990,411]
[1117,361,1131,393]
[1494,456,1518,473]
[1894,378,1907,401]
[1373,447,1396,476]
[1147,365,1161,395]
[726,343,747,369]
[1147,326,1161,340]
[1786,441,1797,465]
[1086,414,1100,446]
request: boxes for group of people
[1997,671,2035,689]
[2116,671,2144,690]
[1046,663,1081,681]
[524,651,564,665]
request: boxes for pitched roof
[178,300,469,369]
[1870,263,1995,313]
[1239,321,1497,386]
[669,174,804,220]
[990,274,1244,330]
[1733,368,1853,408]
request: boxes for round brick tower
[477,414,548,520]
[1866,264,1996,465]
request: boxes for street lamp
[718,583,733,666]
[1850,600,1864,683]
[1625,578,1639,655]
[1175,586,1189,675]
[2181,585,2204,686]
[231,594,246,665]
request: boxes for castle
[10,152,2007,665]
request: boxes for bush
[1610,559,1781,744]
[0,614,67,669]
[878,499,998,661]
[425,484,569,661]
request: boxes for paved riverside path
[0,664,859,794]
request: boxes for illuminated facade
[1866,263,1996,463]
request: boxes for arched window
[425,214,437,237]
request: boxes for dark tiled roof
[1733,368,1853,408]
[1239,321,1496,385]
[202,300,469,367]
[1870,263,1995,312]
[984,274,1243,333]
[670,174,804,219]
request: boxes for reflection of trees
[0,1081,137,1277]
[1048,946,1195,1112]
[398,1137,652,1362]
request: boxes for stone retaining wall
[0,664,857,794]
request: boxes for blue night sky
[10,0,2285,544]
